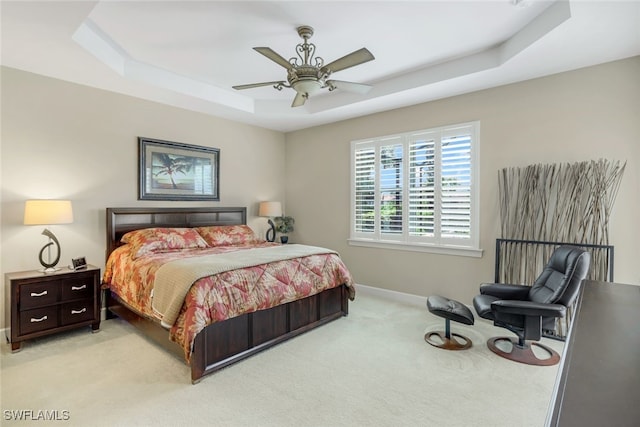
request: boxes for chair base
[425,331,472,350]
[487,337,560,366]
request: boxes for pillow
[195,225,260,247]
[121,227,209,259]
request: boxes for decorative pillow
[121,227,209,259]
[195,225,260,247]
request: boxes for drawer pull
[30,290,48,297]
[71,308,87,315]
[71,284,87,291]
[30,315,48,323]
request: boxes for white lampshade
[259,201,282,217]
[24,200,74,225]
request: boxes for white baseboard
[355,283,427,308]
[354,283,477,313]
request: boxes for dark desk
[546,280,640,426]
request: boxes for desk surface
[546,280,640,426]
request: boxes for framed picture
[139,137,220,201]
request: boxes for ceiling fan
[232,25,375,107]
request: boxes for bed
[103,207,355,383]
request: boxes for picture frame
[139,137,220,201]
[71,256,87,270]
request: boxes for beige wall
[0,67,286,327]
[1,58,638,331]
[285,57,640,304]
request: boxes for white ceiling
[1,1,639,132]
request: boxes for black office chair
[473,245,590,366]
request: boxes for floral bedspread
[103,243,355,362]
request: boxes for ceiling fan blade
[232,81,285,90]
[253,47,293,70]
[321,48,375,74]
[291,92,307,108]
[327,80,372,95]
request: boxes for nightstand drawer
[61,301,95,325]
[61,277,94,301]
[20,307,59,335]
[20,282,60,310]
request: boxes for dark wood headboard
[106,207,247,260]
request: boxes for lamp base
[265,219,276,242]
[37,229,62,273]
[38,266,61,274]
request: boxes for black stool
[425,295,475,350]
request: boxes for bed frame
[104,207,349,383]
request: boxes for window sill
[347,238,483,258]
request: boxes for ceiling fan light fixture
[233,25,375,107]
[292,79,323,97]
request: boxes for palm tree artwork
[151,153,196,190]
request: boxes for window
[350,121,481,257]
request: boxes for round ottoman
[425,295,475,350]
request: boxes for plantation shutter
[354,143,376,235]
[380,137,403,237]
[408,132,436,238]
[350,121,478,253]
[440,126,473,242]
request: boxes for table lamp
[24,200,74,273]
[258,201,282,242]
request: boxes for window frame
[349,121,482,258]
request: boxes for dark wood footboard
[191,284,349,383]
[106,285,349,383]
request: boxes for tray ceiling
[2,1,638,132]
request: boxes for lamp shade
[259,201,282,217]
[24,200,74,225]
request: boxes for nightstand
[4,265,101,352]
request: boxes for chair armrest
[491,300,566,318]
[479,283,531,300]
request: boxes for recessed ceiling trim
[73,18,254,113]
[306,1,572,114]
[499,0,571,63]
[71,2,569,118]
[73,19,127,76]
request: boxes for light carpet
[0,292,562,426]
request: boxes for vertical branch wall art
[497,159,626,335]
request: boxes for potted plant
[274,216,294,244]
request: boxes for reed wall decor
[496,159,626,336]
